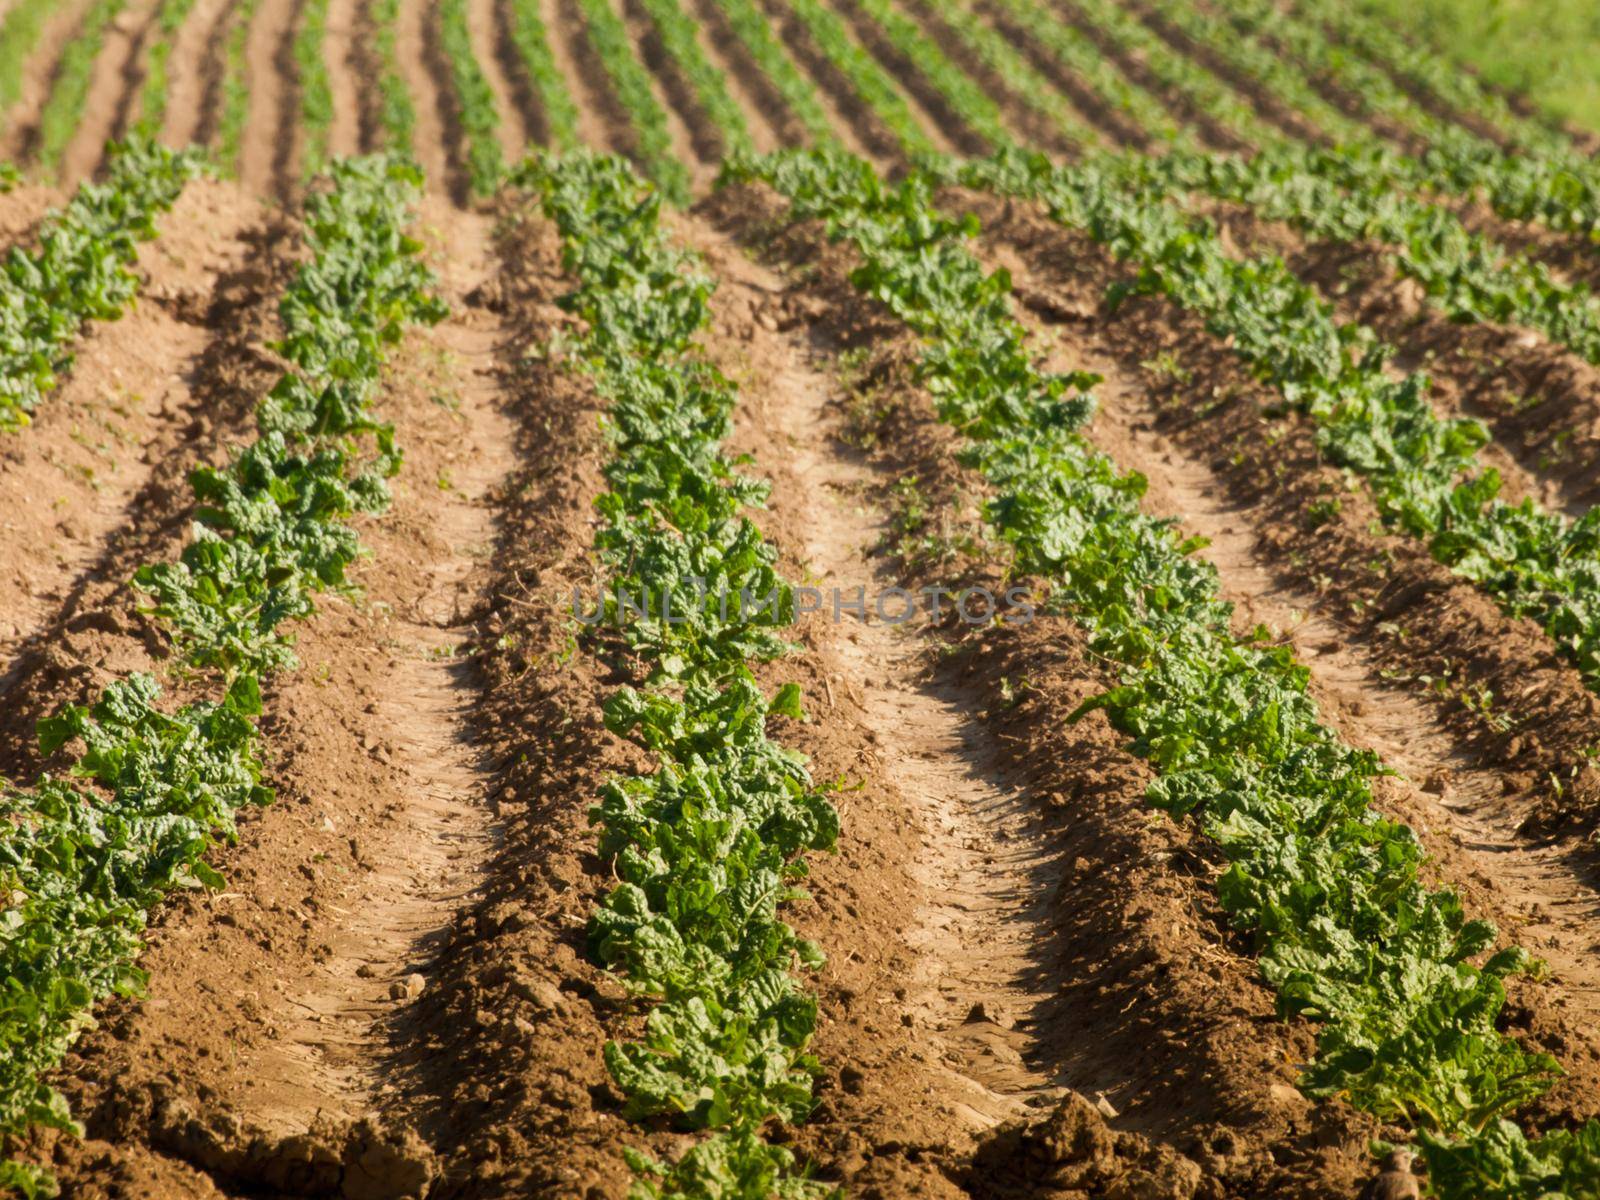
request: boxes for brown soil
[392,0,457,195]
[14,7,1600,1200]
[1128,0,1330,148]
[0,183,61,247]
[1197,0,1423,156]
[1053,0,1247,153]
[616,0,720,187]
[700,182,1378,1199]
[1286,229,1600,513]
[162,0,231,148]
[57,0,161,184]
[1179,197,1600,516]
[621,0,722,164]
[324,0,366,157]
[468,0,530,161]
[239,0,304,200]
[483,0,551,151]
[1314,18,1512,152]
[0,178,281,728]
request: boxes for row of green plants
[928,0,1100,152]
[295,0,334,178]
[1047,0,1589,330]
[0,137,203,432]
[0,0,56,135]
[784,0,935,157]
[1001,4,1600,418]
[0,154,443,1199]
[708,0,838,148]
[576,0,690,203]
[440,0,504,195]
[1211,0,1600,241]
[958,148,1600,698]
[1050,0,1600,259]
[637,0,755,156]
[848,0,1012,152]
[1291,0,1574,157]
[1058,0,1278,148]
[987,0,1181,148]
[217,0,263,172]
[507,0,581,152]
[1147,0,1379,145]
[131,0,200,139]
[373,0,417,152]
[517,149,838,1199]
[725,144,1600,1199]
[865,0,1600,461]
[35,0,127,176]
[1135,144,1600,371]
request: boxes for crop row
[709,0,838,147]
[295,0,335,178]
[0,137,203,431]
[131,0,202,140]
[1137,144,1600,370]
[784,0,935,157]
[958,149,1600,698]
[1209,0,1600,240]
[849,0,1011,152]
[1059,0,1278,148]
[0,154,442,1198]
[440,0,504,195]
[576,0,691,203]
[638,0,756,156]
[725,144,1600,1199]
[217,0,263,172]
[0,0,55,136]
[922,5,1600,425]
[1293,0,1572,156]
[927,0,1100,152]
[35,0,126,176]
[507,0,581,152]
[372,0,416,152]
[989,0,1180,148]
[517,149,837,1200]
[953,0,1600,270]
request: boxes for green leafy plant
[294,0,334,177]
[131,0,200,138]
[574,0,691,202]
[638,0,755,156]
[726,145,1600,1200]
[217,0,263,173]
[517,150,838,1199]
[707,0,839,148]
[1,137,204,431]
[440,0,504,194]
[507,0,581,151]
[850,0,1014,152]
[35,0,128,176]
[0,154,442,1194]
[963,149,1600,701]
[783,0,937,158]
[372,0,416,151]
